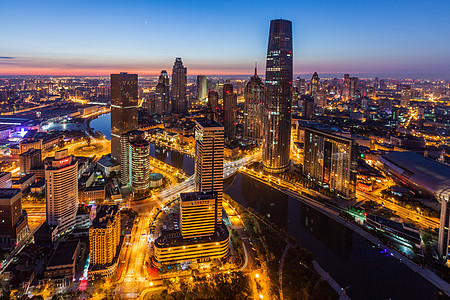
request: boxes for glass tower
[110,73,138,161]
[262,19,293,173]
[171,58,187,114]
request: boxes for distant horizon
[0,72,448,81]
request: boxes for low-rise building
[44,240,80,287]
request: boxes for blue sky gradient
[1,0,449,78]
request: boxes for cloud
[0,57,15,59]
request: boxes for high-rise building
[19,148,42,175]
[314,90,327,107]
[0,188,29,247]
[194,120,224,223]
[45,150,78,236]
[296,77,306,95]
[208,90,219,121]
[244,66,264,143]
[197,75,208,103]
[303,128,357,199]
[120,130,146,187]
[180,191,218,239]
[401,85,414,107]
[0,172,12,189]
[350,76,359,100]
[130,140,150,193]
[311,72,320,96]
[262,19,293,173]
[342,74,350,101]
[155,70,171,116]
[171,58,187,114]
[223,83,237,140]
[89,205,121,266]
[301,95,315,119]
[111,73,138,161]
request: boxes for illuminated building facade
[401,85,414,107]
[155,70,171,116]
[45,150,78,235]
[19,148,42,175]
[223,82,237,140]
[197,75,208,103]
[0,188,29,247]
[130,140,150,193]
[120,130,146,187]
[262,19,293,173]
[171,58,187,114]
[111,72,138,161]
[180,191,218,238]
[194,120,224,223]
[311,72,320,96]
[208,90,219,121]
[303,128,357,199]
[89,205,121,266]
[244,66,264,143]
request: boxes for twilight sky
[1,0,449,78]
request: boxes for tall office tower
[380,97,392,113]
[171,58,187,114]
[262,19,293,173]
[19,148,42,175]
[311,72,320,96]
[130,140,150,193]
[301,95,315,119]
[197,75,208,103]
[401,85,413,107]
[237,81,244,96]
[208,90,219,121]
[0,172,12,189]
[180,191,218,238]
[223,83,237,140]
[350,77,359,100]
[296,77,306,95]
[45,150,78,235]
[89,205,121,266]
[342,74,350,101]
[0,189,29,247]
[111,72,138,161]
[120,130,146,187]
[244,66,264,143]
[155,70,171,116]
[303,128,357,199]
[194,120,224,223]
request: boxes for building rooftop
[0,188,21,199]
[12,174,35,185]
[180,191,217,202]
[195,119,223,129]
[378,151,450,201]
[47,240,80,268]
[92,205,119,229]
[97,154,116,168]
[149,173,163,181]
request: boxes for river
[90,115,443,299]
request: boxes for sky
[0,0,449,78]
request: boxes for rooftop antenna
[254,61,257,76]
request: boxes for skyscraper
[171,58,187,114]
[120,130,146,187]
[311,72,320,96]
[197,75,207,103]
[194,120,224,223]
[45,150,78,236]
[342,74,350,101]
[180,191,218,238]
[111,73,138,161]
[303,128,357,199]
[155,70,171,116]
[223,82,237,140]
[130,140,150,193]
[262,19,293,173]
[244,65,264,143]
[401,85,414,107]
[208,90,219,121]
[19,148,42,175]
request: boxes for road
[356,191,439,229]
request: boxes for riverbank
[241,169,450,297]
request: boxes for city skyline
[1,1,450,78]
